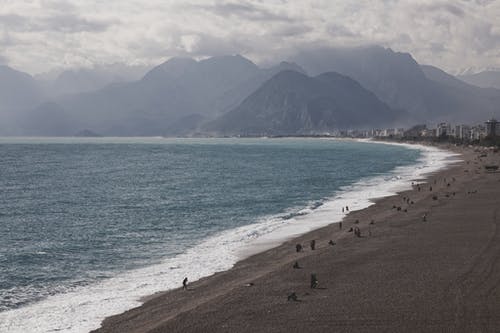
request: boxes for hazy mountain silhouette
[48,55,305,135]
[0,66,45,134]
[0,66,43,112]
[457,70,500,90]
[292,46,500,123]
[35,64,152,98]
[2,48,500,136]
[420,65,500,122]
[205,70,399,135]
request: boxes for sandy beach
[94,144,500,333]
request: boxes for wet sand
[94,144,500,333]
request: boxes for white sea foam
[0,142,460,333]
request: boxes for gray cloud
[0,13,114,33]
[195,2,291,22]
[422,3,465,17]
[39,14,114,33]
[0,54,7,65]
[1,0,500,75]
[327,24,359,38]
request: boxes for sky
[0,0,500,75]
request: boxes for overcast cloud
[0,0,499,74]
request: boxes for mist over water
[0,137,431,332]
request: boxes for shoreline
[233,141,459,260]
[93,142,499,333]
[0,139,453,333]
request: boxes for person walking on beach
[182,277,188,290]
[310,239,316,250]
[339,221,342,230]
[311,274,319,289]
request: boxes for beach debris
[287,292,299,301]
[397,206,402,211]
[404,208,408,212]
[354,219,359,224]
[485,165,499,171]
[310,274,319,289]
[293,261,301,269]
[296,244,303,252]
[348,227,353,232]
[432,195,438,200]
[328,240,336,246]
[244,282,254,287]
[310,240,316,250]
[182,277,188,290]
[369,226,372,236]
[369,219,375,225]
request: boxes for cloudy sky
[1,0,499,74]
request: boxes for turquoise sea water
[0,137,429,332]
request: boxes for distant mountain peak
[206,70,398,135]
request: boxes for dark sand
[94,144,500,333]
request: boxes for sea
[0,137,458,333]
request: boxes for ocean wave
[0,142,460,333]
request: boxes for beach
[94,143,500,333]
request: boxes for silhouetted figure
[354,227,361,237]
[342,207,344,213]
[182,277,188,290]
[288,292,299,301]
[339,221,342,230]
[346,206,349,212]
[296,244,303,252]
[310,239,316,250]
[310,274,318,289]
[348,227,353,232]
[430,186,433,191]
[422,213,427,222]
[293,261,301,269]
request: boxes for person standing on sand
[182,277,188,290]
[339,221,342,230]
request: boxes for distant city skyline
[1,0,500,75]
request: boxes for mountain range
[206,70,398,135]
[1,46,500,136]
